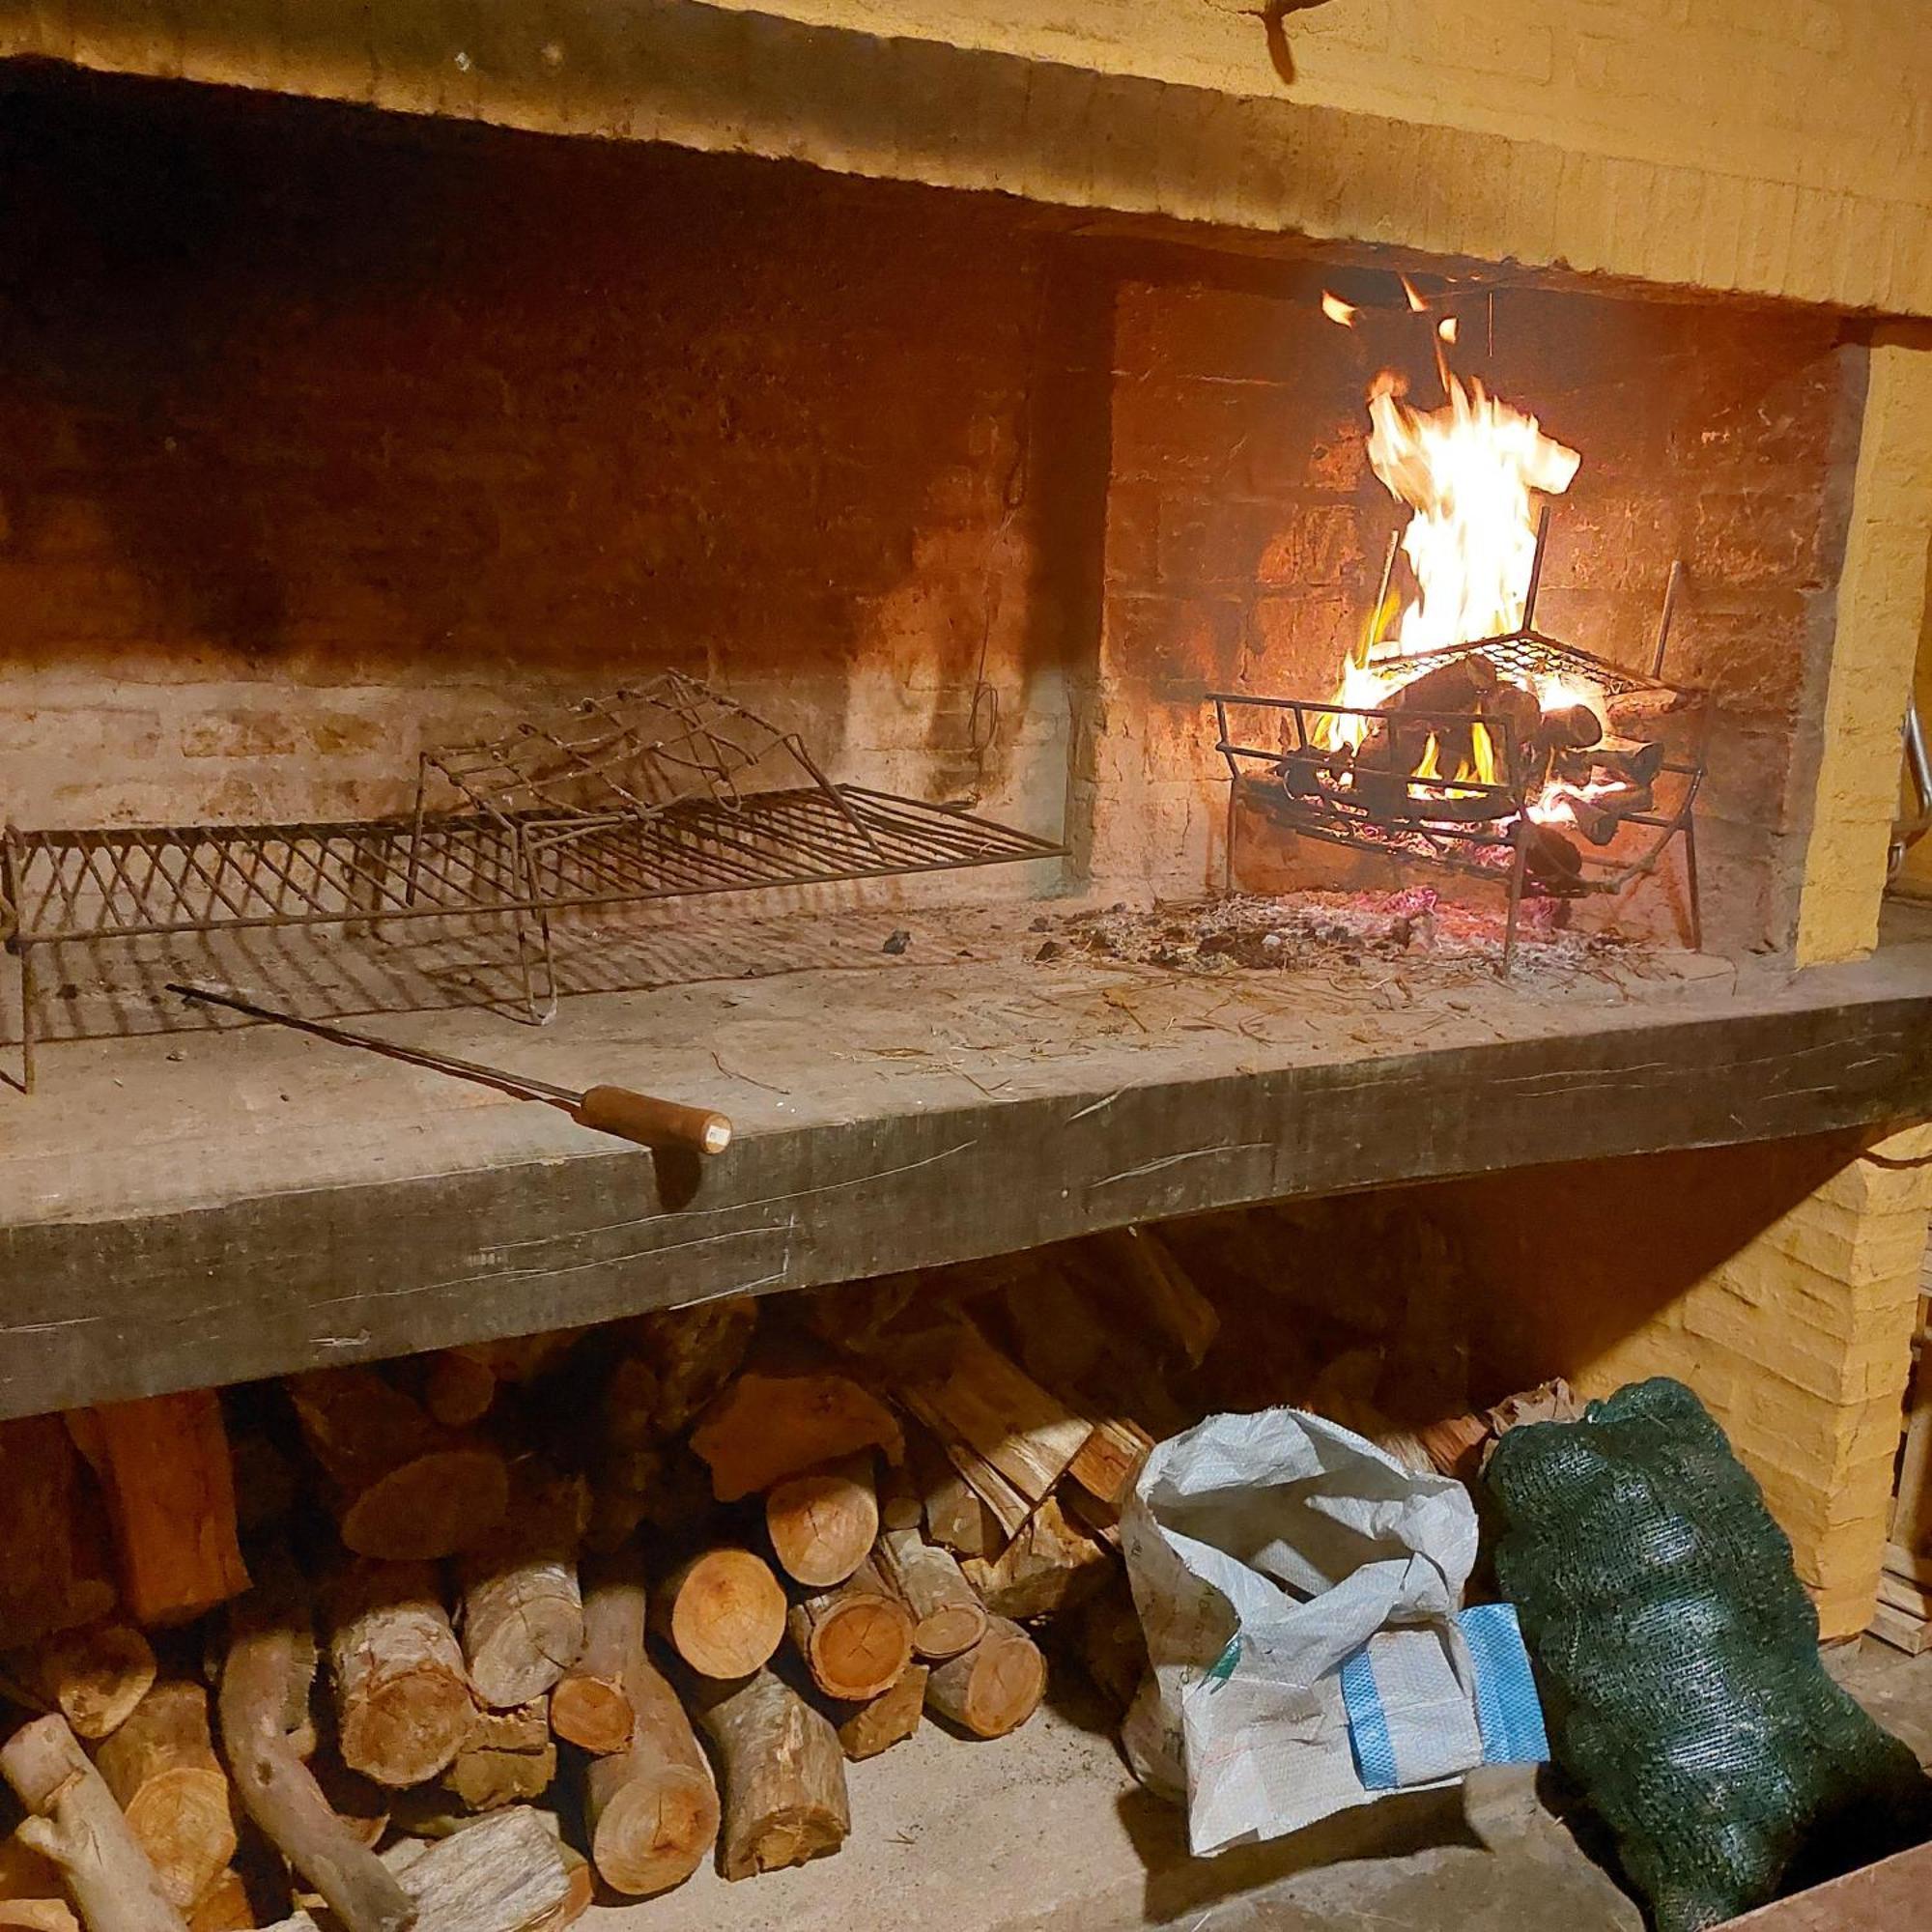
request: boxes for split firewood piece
[649,1549,786,1681]
[786,1558,915,1703]
[796,1275,922,1355]
[421,1352,497,1431]
[690,1368,902,1502]
[764,1455,879,1589]
[923,1618,1046,1740]
[544,1843,592,1932]
[440,1703,554,1813]
[0,1903,80,1932]
[693,1669,849,1881]
[456,1473,586,1710]
[1068,1578,1149,1716]
[95,1681,239,1912]
[830,1663,928,1762]
[895,1322,1092,1508]
[287,1370,509,1562]
[383,1807,568,1932]
[216,1554,414,1932]
[1,1621,158,1741]
[961,1496,1112,1622]
[911,1430,1002,1560]
[327,1561,474,1789]
[68,1394,250,1629]
[0,1418,116,1649]
[616,1299,759,1438]
[1062,1418,1154,1533]
[549,1561,640,1755]
[0,1713,189,1932]
[0,1831,77,1931]
[1089,1226,1219,1367]
[579,1567,719,1898]
[184,1872,252,1932]
[872,1529,986,1662]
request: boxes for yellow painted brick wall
[1798,332,1932,964]
[1569,1125,1932,1639]
[8,0,1930,313]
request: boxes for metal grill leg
[15,944,35,1094]
[1501,822,1530,980]
[1681,814,1703,954]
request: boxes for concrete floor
[586,1641,1932,1932]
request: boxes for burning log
[650,1548,786,1681]
[872,1529,986,1662]
[67,1395,249,1629]
[786,1558,915,1704]
[829,1664,929,1762]
[91,1681,238,1913]
[288,1370,509,1563]
[216,1557,415,1932]
[1605,686,1691,733]
[1,1622,157,1742]
[693,1670,850,1881]
[764,1454,879,1589]
[456,1475,586,1712]
[1536,703,1603,753]
[579,1585,719,1898]
[923,1619,1046,1740]
[0,1714,188,1932]
[689,1364,901,1502]
[327,1562,474,1790]
[1522,822,1585,891]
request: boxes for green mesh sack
[1487,1377,1927,1932]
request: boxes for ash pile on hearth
[1032,889,1623,977]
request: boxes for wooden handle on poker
[572,1085,734,1156]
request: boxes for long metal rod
[1650,560,1686,680]
[165,983,581,1105]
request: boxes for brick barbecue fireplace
[0,4,1929,1927]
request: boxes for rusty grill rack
[0,784,1063,1090]
[1208,520,1706,976]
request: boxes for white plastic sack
[1119,1406,1482,1855]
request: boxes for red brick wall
[1085,263,1861,950]
[0,68,1083,837]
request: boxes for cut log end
[660,1550,785,1681]
[587,1766,719,1898]
[924,1619,1046,1740]
[764,1456,878,1589]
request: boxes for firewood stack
[0,1199,1535,1932]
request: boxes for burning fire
[1310,300,1599,813]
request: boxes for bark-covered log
[217,1571,415,1932]
[548,1563,639,1757]
[94,1682,237,1912]
[287,1372,509,1563]
[786,1558,914,1703]
[830,1664,928,1762]
[327,1563,473,1789]
[384,1808,568,1932]
[0,1713,188,1932]
[456,1476,585,1711]
[764,1456,878,1589]
[693,1671,849,1882]
[923,1619,1046,1739]
[611,1300,758,1440]
[0,1622,157,1741]
[650,1549,785,1681]
[872,1530,986,1662]
[580,1582,718,1898]
[69,1395,250,1629]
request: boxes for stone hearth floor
[587,1639,1932,1931]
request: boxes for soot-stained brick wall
[0,67,1095,838]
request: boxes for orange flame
[1321,291,1358,327]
